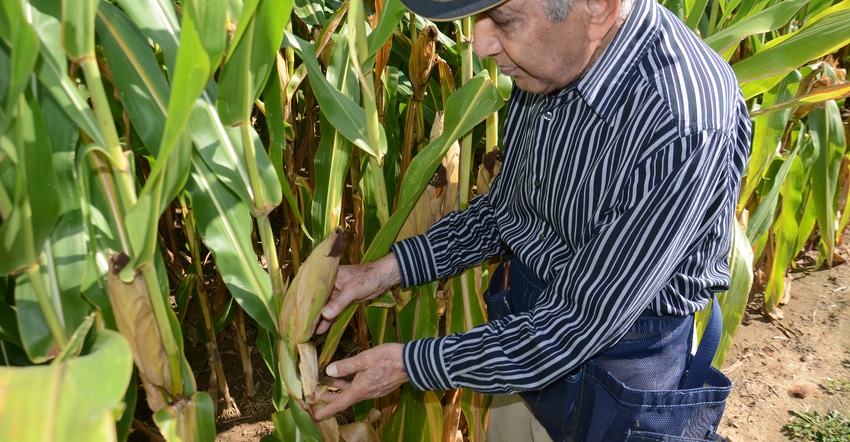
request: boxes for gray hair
[545,0,574,21]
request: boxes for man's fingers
[316,318,333,335]
[314,387,361,420]
[326,353,364,378]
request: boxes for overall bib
[487,256,731,441]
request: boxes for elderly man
[314,0,750,439]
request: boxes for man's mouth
[499,66,518,76]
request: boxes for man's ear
[585,0,622,41]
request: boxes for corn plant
[1,0,848,440]
[1,0,504,439]
[670,0,850,366]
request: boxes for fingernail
[327,363,338,377]
[321,307,331,318]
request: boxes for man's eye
[492,18,510,28]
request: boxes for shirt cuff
[402,337,458,391]
[390,235,439,288]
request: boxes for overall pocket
[565,362,732,442]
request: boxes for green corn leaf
[0,299,21,347]
[311,36,360,242]
[97,4,281,215]
[446,268,487,334]
[737,3,850,98]
[746,140,803,245]
[153,392,217,442]
[15,268,60,364]
[102,0,204,268]
[125,130,192,267]
[0,0,39,123]
[383,386,444,442]
[684,0,710,33]
[288,401,323,442]
[739,71,799,212]
[0,91,60,276]
[160,0,210,163]
[293,0,326,27]
[191,0,227,68]
[320,73,504,364]
[61,0,97,61]
[25,7,105,148]
[37,87,94,340]
[218,0,293,126]
[712,219,754,367]
[312,116,354,243]
[95,2,170,153]
[763,154,805,317]
[184,156,277,333]
[704,0,809,56]
[397,281,440,343]
[807,101,846,267]
[113,0,180,75]
[0,330,133,442]
[263,60,306,228]
[224,0,260,61]
[284,32,385,159]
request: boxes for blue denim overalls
[487,256,731,441]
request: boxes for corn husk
[298,342,319,398]
[409,25,438,99]
[278,226,346,347]
[476,150,503,195]
[430,112,461,216]
[106,253,170,411]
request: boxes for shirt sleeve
[401,130,741,393]
[390,193,507,288]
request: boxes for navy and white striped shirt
[390,0,751,393]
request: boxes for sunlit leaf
[284,32,385,159]
[704,0,809,56]
[61,0,97,61]
[184,157,277,333]
[0,330,133,442]
[737,4,850,98]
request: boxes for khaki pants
[487,394,553,442]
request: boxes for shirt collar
[566,0,661,125]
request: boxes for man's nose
[472,17,502,59]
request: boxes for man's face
[473,0,596,95]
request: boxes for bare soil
[133,264,850,441]
[719,262,850,441]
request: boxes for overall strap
[683,297,722,389]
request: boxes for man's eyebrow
[487,7,508,17]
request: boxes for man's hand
[313,343,408,420]
[316,253,402,334]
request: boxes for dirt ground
[176,263,850,441]
[719,262,850,441]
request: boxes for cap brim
[399,0,509,21]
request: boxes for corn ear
[298,342,319,399]
[430,112,461,216]
[339,422,380,442]
[409,25,438,99]
[475,150,503,195]
[278,227,345,345]
[277,339,303,400]
[106,253,170,411]
[318,414,341,442]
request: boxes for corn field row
[0,0,848,440]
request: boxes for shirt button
[542,111,553,121]
[538,233,546,241]
[534,180,541,188]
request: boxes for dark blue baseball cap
[399,0,510,21]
